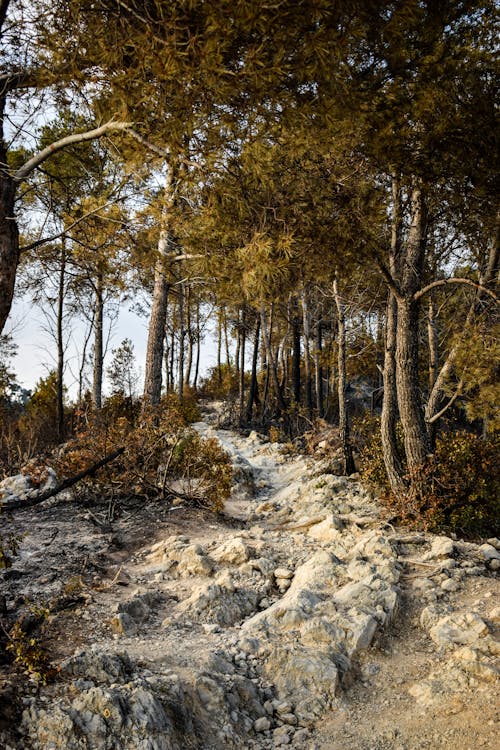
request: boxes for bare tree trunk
[314,318,324,416]
[235,308,241,376]
[381,292,405,493]
[381,177,405,495]
[177,282,185,399]
[0,111,19,335]
[216,310,222,385]
[78,316,94,404]
[143,230,170,406]
[291,296,301,404]
[301,288,313,414]
[92,273,104,411]
[184,285,193,387]
[246,316,261,423]
[239,308,246,423]
[260,303,286,413]
[56,241,66,440]
[169,324,175,392]
[193,302,201,390]
[333,278,355,475]
[223,306,231,366]
[395,187,430,486]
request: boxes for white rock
[274,568,294,579]
[441,578,459,592]
[478,543,500,562]
[429,612,489,647]
[424,537,455,560]
[212,537,253,565]
[307,515,342,542]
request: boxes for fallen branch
[0,447,125,511]
[269,515,326,532]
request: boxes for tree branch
[426,380,464,425]
[414,278,499,304]
[0,447,125,511]
[19,197,127,253]
[376,255,402,299]
[13,121,132,182]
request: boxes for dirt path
[1,416,498,749]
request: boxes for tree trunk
[301,288,313,413]
[193,302,201,390]
[333,278,355,475]
[381,177,405,495]
[246,316,261,423]
[0,120,19,335]
[92,273,104,411]
[291,304,301,404]
[239,308,246,424]
[177,282,185,399]
[223,306,231,366]
[143,229,170,406]
[314,318,324,416]
[216,310,222,384]
[381,292,405,494]
[56,241,66,441]
[395,187,430,489]
[184,285,193,387]
[260,303,286,413]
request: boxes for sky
[6,295,221,401]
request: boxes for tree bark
[395,187,430,487]
[92,273,104,411]
[314,317,324,416]
[291,296,301,404]
[0,99,19,334]
[333,278,355,475]
[177,282,185,399]
[260,303,286,413]
[301,288,313,413]
[239,308,246,423]
[56,241,66,441]
[246,316,261,423]
[193,302,201,390]
[381,176,405,495]
[143,229,170,406]
[381,292,405,494]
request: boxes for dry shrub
[361,424,500,537]
[52,395,231,511]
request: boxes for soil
[0,410,498,749]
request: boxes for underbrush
[359,421,500,538]
[52,394,231,512]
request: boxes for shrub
[360,423,500,537]
[199,363,240,400]
[51,395,231,512]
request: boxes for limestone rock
[429,612,490,648]
[212,537,254,565]
[424,537,455,561]
[307,515,343,542]
[478,543,500,562]
[177,573,259,626]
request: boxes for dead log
[0,447,125,511]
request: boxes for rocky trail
[0,409,498,750]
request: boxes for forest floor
[0,405,498,749]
